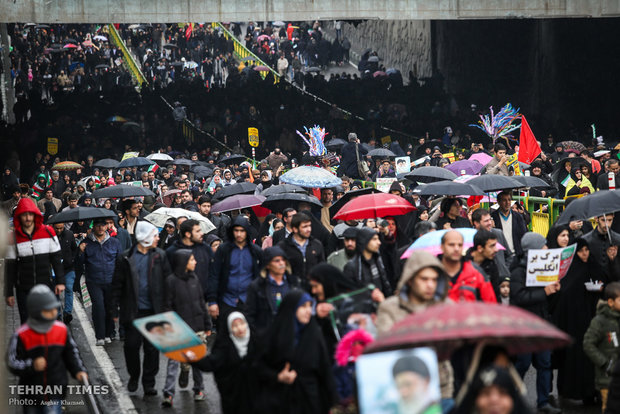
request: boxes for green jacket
[583,300,620,389]
[327,249,350,272]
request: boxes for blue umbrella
[279,166,342,188]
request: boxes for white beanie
[135,221,158,247]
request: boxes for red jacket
[5,198,64,296]
[447,260,497,303]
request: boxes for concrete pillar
[0,23,16,124]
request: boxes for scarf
[227,311,250,358]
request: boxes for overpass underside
[1,0,619,22]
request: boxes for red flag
[185,23,193,40]
[518,115,541,164]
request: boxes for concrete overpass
[1,0,619,23]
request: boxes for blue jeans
[85,281,114,340]
[515,350,552,407]
[440,398,455,413]
[64,271,76,314]
[23,400,62,414]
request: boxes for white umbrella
[93,35,108,41]
[144,208,215,234]
[147,152,174,161]
[184,61,199,69]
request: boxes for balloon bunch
[296,125,328,156]
[470,103,521,145]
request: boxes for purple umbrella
[445,160,484,176]
[211,194,266,213]
[468,152,493,166]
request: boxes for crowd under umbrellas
[11,134,620,414]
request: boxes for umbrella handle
[454,340,488,406]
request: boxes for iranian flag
[32,174,52,200]
[148,163,159,174]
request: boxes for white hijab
[227,311,250,358]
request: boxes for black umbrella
[93,158,119,169]
[36,24,51,29]
[95,64,110,70]
[47,207,116,224]
[367,148,396,157]
[329,187,382,217]
[405,166,457,183]
[64,38,78,44]
[169,158,196,166]
[414,181,484,196]
[306,67,322,73]
[192,161,214,169]
[193,167,213,179]
[170,61,185,67]
[163,43,178,49]
[556,190,620,225]
[218,154,247,165]
[368,56,380,63]
[262,193,322,213]
[117,157,154,168]
[212,182,257,201]
[261,184,306,197]
[91,185,155,199]
[325,138,347,150]
[468,175,522,192]
[510,176,552,189]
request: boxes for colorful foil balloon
[470,103,521,145]
[296,125,328,156]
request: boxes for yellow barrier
[531,211,550,237]
[212,22,280,83]
[107,24,148,87]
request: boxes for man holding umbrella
[582,213,620,276]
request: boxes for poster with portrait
[395,156,411,174]
[356,347,441,414]
[133,311,207,362]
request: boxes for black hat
[263,246,288,265]
[392,355,430,380]
[343,226,359,239]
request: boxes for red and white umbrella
[332,193,415,221]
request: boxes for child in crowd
[584,282,620,412]
[498,276,510,306]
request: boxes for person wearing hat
[112,221,172,396]
[7,285,88,409]
[510,232,561,414]
[78,217,123,345]
[5,197,65,323]
[550,143,564,164]
[343,226,392,300]
[327,226,359,271]
[245,246,297,334]
[339,132,369,179]
[390,355,441,414]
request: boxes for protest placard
[526,244,576,287]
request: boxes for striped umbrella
[52,161,83,171]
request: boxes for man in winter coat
[343,227,392,301]
[166,219,212,302]
[207,216,263,321]
[266,148,288,171]
[162,249,211,405]
[376,250,455,411]
[246,246,297,334]
[327,226,358,271]
[510,232,561,414]
[584,282,620,413]
[112,221,172,396]
[483,143,510,176]
[5,198,65,322]
[491,191,527,258]
[198,195,227,241]
[440,230,496,303]
[7,285,87,407]
[471,208,514,270]
[339,133,368,179]
[277,212,324,290]
[78,218,123,345]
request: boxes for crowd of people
[4,21,620,414]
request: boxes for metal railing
[212,22,280,83]
[107,24,148,87]
[513,195,566,236]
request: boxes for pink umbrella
[253,65,270,72]
[82,40,94,47]
[468,152,493,166]
[373,71,387,78]
[257,34,271,42]
[63,43,78,49]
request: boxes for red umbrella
[332,193,415,221]
[63,43,78,49]
[365,302,571,360]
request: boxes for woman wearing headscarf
[565,167,595,197]
[258,213,277,245]
[545,224,570,249]
[192,311,258,413]
[255,289,337,414]
[550,238,603,403]
[158,218,177,250]
[262,218,284,249]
